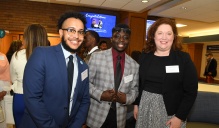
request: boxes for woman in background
[10,24,49,128]
[6,40,23,63]
[133,18,198,128]
[0,52,11,128]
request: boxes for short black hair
[112,23,131,35]
[86,30,100,44]
[205,52,213,56]
[99,40,107,46]
[57,11,87,31]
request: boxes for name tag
[165,65,179,73]
[81,69,88,81]
[124,74,133,83]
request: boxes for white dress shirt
[61,45,78,115]
[87,46,99,55]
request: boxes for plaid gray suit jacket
[86,48,139,128]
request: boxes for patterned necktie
[67,55,74,99]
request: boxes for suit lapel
[54,44,68,99]
[70,55,85,116]
[106,49,115,89]
[118,54,130,90]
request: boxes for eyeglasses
[112,27,131,34]
[62,28,85,37]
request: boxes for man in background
[204,52,217,82]
[99,40,108,50]
[83,30,100,63]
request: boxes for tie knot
[117,55,121,60]
[69,55,73,61]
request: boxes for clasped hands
[100,89,126,104]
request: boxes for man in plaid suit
[86,23,139,128]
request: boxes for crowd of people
[0,11,202,128]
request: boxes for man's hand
[101,89,116,102]
[116,91,126,104]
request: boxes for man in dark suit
[20,11,90,128]
[204,52,217,77]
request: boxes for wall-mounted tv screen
[146,20,156,40]
[81,12,116,38]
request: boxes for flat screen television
[146,20,156,39]
[81,12,116,38]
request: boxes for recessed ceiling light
[176,23,187,28]
[181,7,187,10]
[142,0,149,3]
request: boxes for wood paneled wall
[120,11,148,55]
[186,43,203,79]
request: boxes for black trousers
[101,108,117,128]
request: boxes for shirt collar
[88,46,99,55]
[61,44,76,60]
[112,48,125,60]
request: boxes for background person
[19,11,90,128]
[86,23,139,128]
[6,40,23,63]
[133,18,198,128]
[0,52,11,128]
[83,30,100,63]
[10,24,49,128]
[130,50,141,64]
[98,40,108,50]
[204,52,217,81]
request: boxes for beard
[62,37,82,53]
[61,37,82,53]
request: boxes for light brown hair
[23,24,49,60]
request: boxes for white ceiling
[28,0,219,37]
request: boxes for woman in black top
[133,18,198,128]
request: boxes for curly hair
[144,18,182,53]
[57,11,87,31]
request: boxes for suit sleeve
[175,53,198,120]
[9,53,17,90]
[87,54,103,102]
[23,48,59,128]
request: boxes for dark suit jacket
[20,44,90,128]
[134,50,198,121]
[204,58,217,77]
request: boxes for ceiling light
[176,24,187,28]
[142,0,149,3]
[181,7,187,10]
